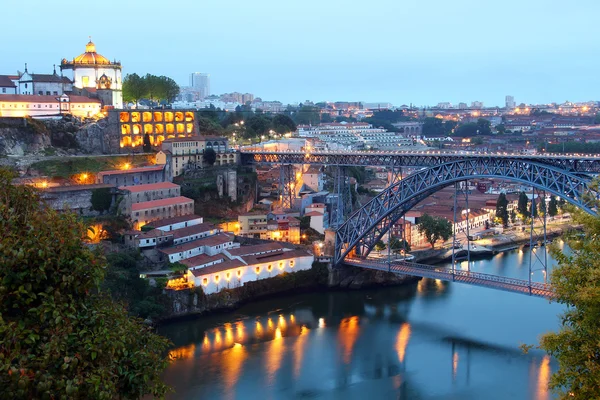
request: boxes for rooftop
[145,214,203,228]
[160,233,234,255]
[131,196,194,211]
[181,253,227,269]
[190,258,246,276]
[97,165,164,176]
[0,75,16,88]
[172,223,218,239]
[119,182,179,192]
[227,242,288,257]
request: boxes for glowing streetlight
[122,162,131,170]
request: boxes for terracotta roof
[145,214,203,228]
[190,258,246,276]
[226,242,288,257]
[119,182,179,192]
[0,75,16,88]
[131,196,193,212]
[172,223,218,239]
[241,249,313,266]
[181,253,227,268]
[0,94,100,103]
[97,165,164,176]
[44,183,114,192]
[159,233,234,255]
[137,229,174,240]
[304,211,323,217]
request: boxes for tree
[417,213,453,249]
[495,123,506,134]
[91,187,112,213]
[517,191,530,219]
[272,114,296,134]
[454,123,478,137]
[0,168,170,399]
[422,117,445,136]
[538,183,600,399]
[538,196,547,217]
[510,209,517,224]
[390,237,411,254]
[143,133,152,152]
[203,148,217,166]
[476,118,492,135]
[122,73,146,106]
[495,193,510,227]
[548,196,559,217]
[374,240,386,253]
[293,106,321,126]
[320,113,334,123]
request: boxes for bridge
[240,149,598,297]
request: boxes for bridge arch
[334,158,596,265]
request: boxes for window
[255,267,260,274]
[46,91,50,95]
[290,260,295,267]
[53,91,58,95]
[38,91,43,95]
[237,269,242,278]
[202,278,208,286]
[214,275,220,283]
[1,88,5,93]
[267,265,273,272]
[226,272,231,280]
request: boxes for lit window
[214,275,220,283]
[267,265,273,272]
[290,260,295,267]
[255,267,260,274]
[237,269,242,277]
[202,278,208,286]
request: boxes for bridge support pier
[452,182,471,270]
[528,188,549,284]
[279,164,296,210]
[330,166,353,229]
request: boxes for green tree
[495,123,506,134]
[91,187,112,213]
[198,116,224,136]
[476,118,492,135]
[417,213,453,249]
[293,106,321,125]
[548,196,559,217]
[510,209,517,224]
[495,193,510,227]
[517,191,530,219]
[203,148,217,166]
[454,123,478,137]
[272,114,297,134]
[422,117,445,136]
[143,133,152,152]
[0,168,170,399]
[390,237,411,253]
[122,73,147,106]
[374,240,386,252]
[539,185,600,399]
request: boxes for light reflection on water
[161,248,561,399]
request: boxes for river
[159,243,565,400]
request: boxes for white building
[0,75,17,94]
[189,72,210,99]
[0,93,101,118]
[16,67,73,96]
[60,40,123,108]
[160,233,237,263]
[145,214,204,232]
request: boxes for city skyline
[2,0,600,106]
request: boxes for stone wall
[40,185,117,216]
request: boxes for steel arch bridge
[333,157,596,265]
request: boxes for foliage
[390,237,411,253]
[417,213,453,248]
[123,73,180,104]
[0,168,170,399]
[548,196,559,217]
[91,187,112,213]
[102,251,169,319]
[272,114,296,134]
[203,148,217,166]
[495,193,509,227]
[30,154,153,179]
[542,141,600,154]
[374,240,386,252]
[197,116,224,136]
[293,106,321,126]
[539,182,600,399]
[299,216,311,230]
[517,191,530,219]
[495,123,506,134]
[454,122,478,137]
[422,117,455,137]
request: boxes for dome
[73,40,111,65]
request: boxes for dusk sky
[3,0,599,106]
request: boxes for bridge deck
[344,258,553,298]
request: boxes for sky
[3,0,600,107]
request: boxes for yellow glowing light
[236,321,245,341]
[255,321,263,335]
[278,315,287,330]
[41,181,48,189]
[268,318,274,330]
[122,162,131,170]
[338,316,360,364]
[274,327,282,340]
[290,314,295,324]
[396,323,411,363]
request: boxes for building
[96,165,167,186]
[119,181,181,216]
[0,94,101,118]
[301,166,324,192]
[60,40,123,108]
[189,73,210,99]
[155,136,237,177]
[238,210,301,244]
[471,101,484,109]
[160,233,236,263]
[17,67,73,96]
[144,214,204,232]
[304,203,328,234]
[111,109,198,149]
[131,196,195,230]
[0,75,17,94]
[506,95,516,109]
[176,244,314,294]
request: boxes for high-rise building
[505,95,516,109]
[189,72,210,99]
[471,101,484,109]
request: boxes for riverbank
[160,262,419,324]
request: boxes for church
[61,39,123,109]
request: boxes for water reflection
[160,248,560,399]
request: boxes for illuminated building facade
[0,94,101,118]
[111,109,197,149]
[60,40,123,108]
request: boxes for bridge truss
[334,157,596,265]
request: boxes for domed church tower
[60,38,123,109]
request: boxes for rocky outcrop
[75,119,115,154]
[329,264,418,289]
[0,118,51,156]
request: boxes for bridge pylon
[279,164,296,210]
[528,188,549,285]
[451,182,472,270]
[329,166,353,228]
